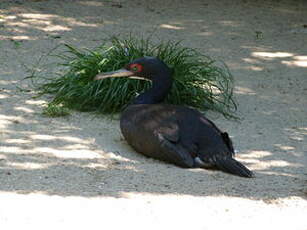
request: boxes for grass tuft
[34,36,238,119]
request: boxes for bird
[94,56,253,178]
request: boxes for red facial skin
[129,63,143,73]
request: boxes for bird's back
[120,104,232,165]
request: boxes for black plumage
[95,57,253,178]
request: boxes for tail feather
[214,156,254,178]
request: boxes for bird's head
[94,57,173,82]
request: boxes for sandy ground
[0,0,306,229]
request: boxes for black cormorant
[94,57,253,177]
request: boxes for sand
[0,0,306,229]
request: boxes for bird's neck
[132,75,173,105]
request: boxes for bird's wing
[200,116,235,156]
[156,121,179,143]
[221,132,235,156]
[153,117,194,168]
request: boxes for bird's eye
[131,66,138,71]
[130,64,142,72]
